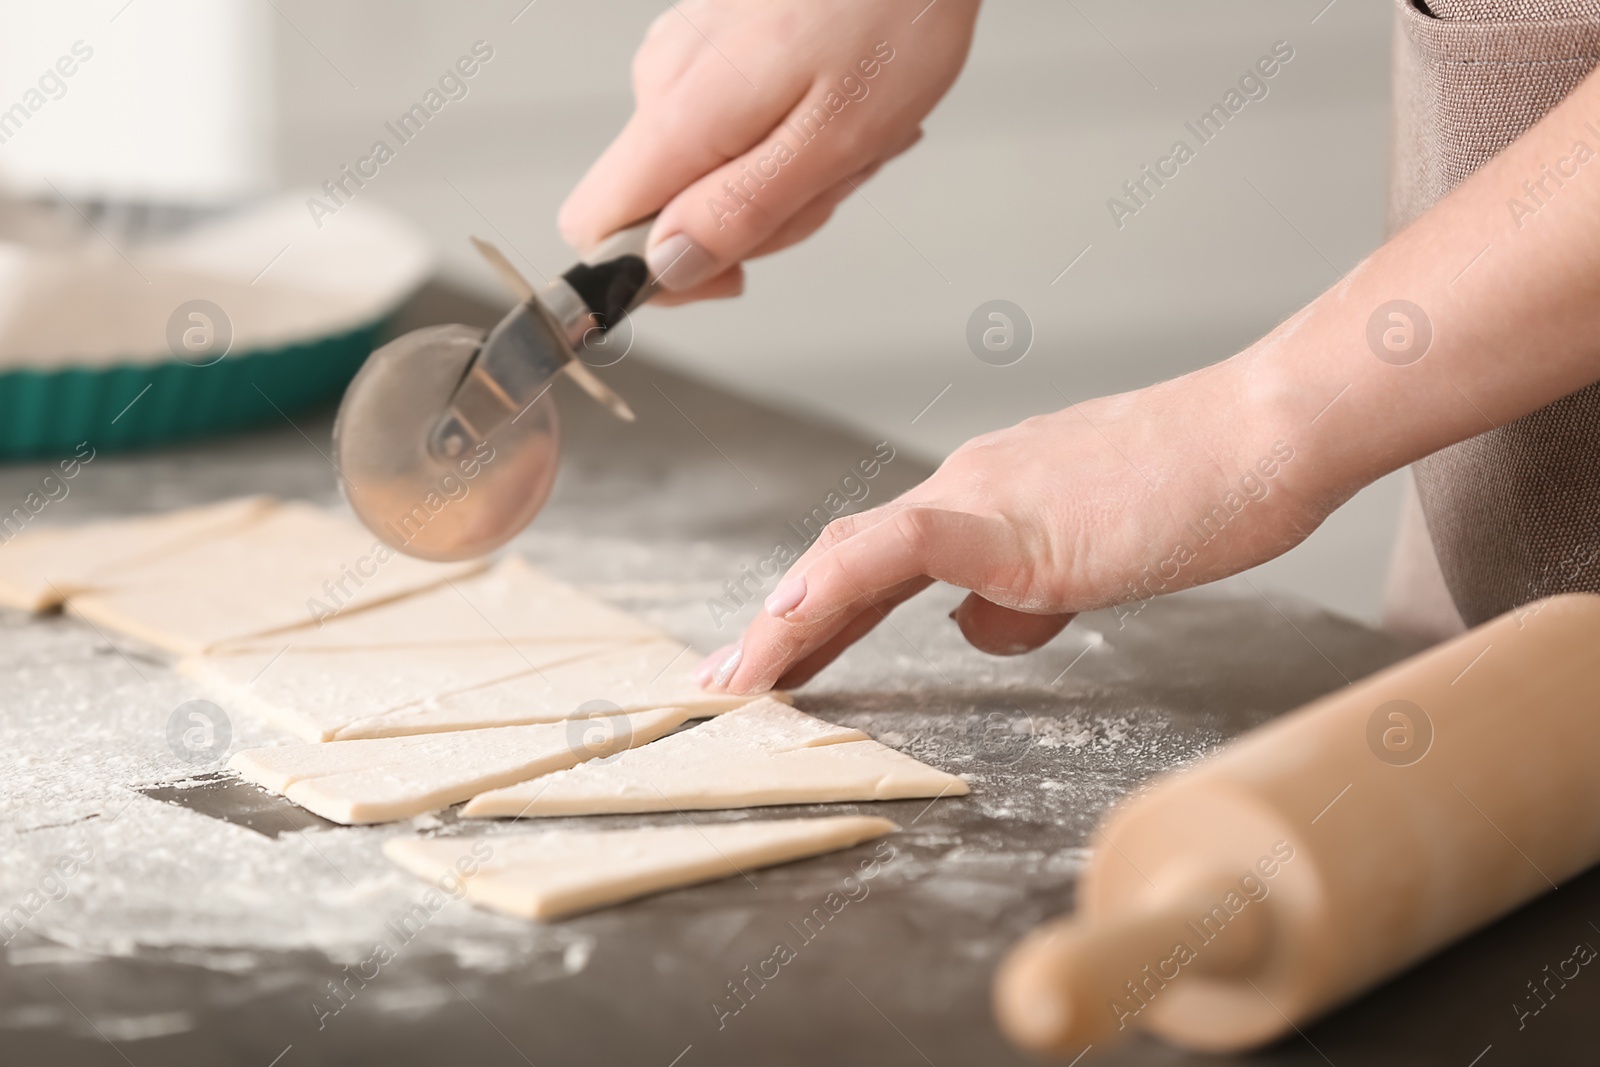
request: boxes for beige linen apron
[1382,0,1600,640]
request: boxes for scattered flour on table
[0,611,594,982]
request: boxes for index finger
[558,42,808,255]
[722,506,1015,693]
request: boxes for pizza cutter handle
[561,218,659,330]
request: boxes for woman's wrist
[1224,310,1375,521]
[1229,242,1487,517]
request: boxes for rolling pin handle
[994,879,1272,1057]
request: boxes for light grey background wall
[272,0,1404,622]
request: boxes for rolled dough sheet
[181,640,620,743]
[229,706,696,824]
[213,555,667,653]
[334,639,765,740]
[67,500,485,654]
[462,698,968,818]
[0,496,274,611]
[384,815,896,920]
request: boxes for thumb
[952,594,1075,657]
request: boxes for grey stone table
[1,286,1596,1066]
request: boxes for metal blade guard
[332,221,654,561]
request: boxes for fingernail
[765,575,806,618]
[694,645,731,686]
[711,642,743,689]
[647,233,716,291]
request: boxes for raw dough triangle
[229,707,696,824]
[182,640,619,742]
[384,815,895,919]
[0,496,273,612]
[462,698,967,818]
[334,639,762,740]
[214,555,666,653]
[68,500,484,654]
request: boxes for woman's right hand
[559,0,982,304]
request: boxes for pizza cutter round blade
[332,221,657,562]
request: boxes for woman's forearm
[1247,65,1600,507]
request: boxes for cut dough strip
[185,637,761,742]
[69,500,484,655]
[213,555,667,653]
[229,707,696,824]
[331,639,763,740]
[384,815,896,920]
[15,496,771,751]
[0,496,274,612]
[462,698,968,819]
[181,640,622,743]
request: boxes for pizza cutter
[333,221,657,561]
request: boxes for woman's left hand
[695,353,1336,695]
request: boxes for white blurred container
[0,0,274,205]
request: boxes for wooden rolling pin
[994,592,1600,1055]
